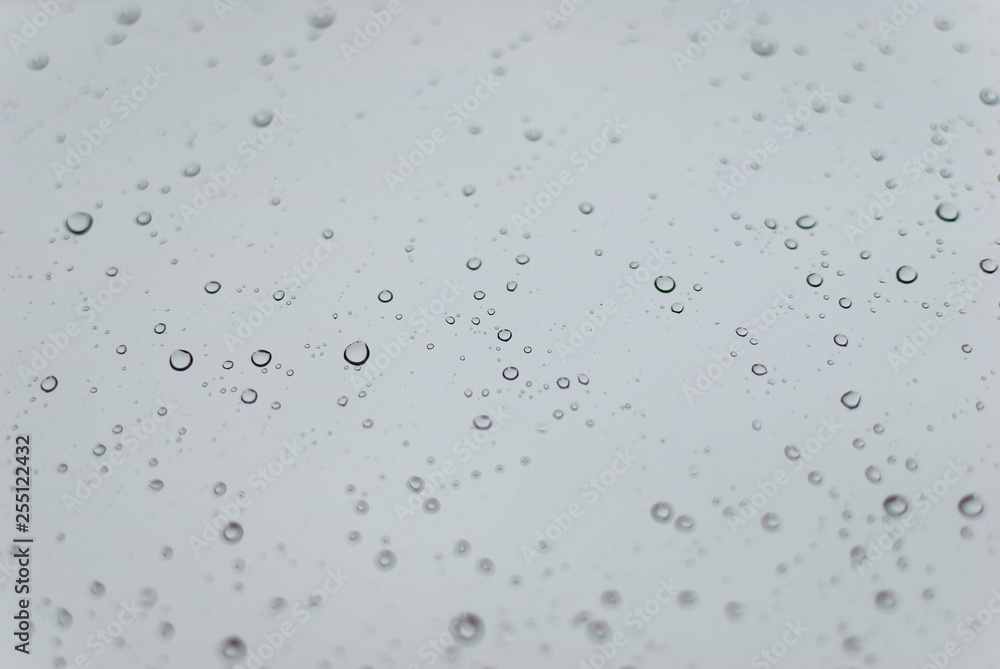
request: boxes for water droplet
[834,334,848,347]
[251,110,273,127]
[41,376,58,392]
[654,276,676,293]
[154,323,166,334]
[724,601,745,621]
[220,636,247,661]
[454,539,471,556]
[506,281,517,291]
[935,202,959,221]
[751,37,779,56]
[980,258,998,274]
[502,366,519,380]
[27,53,49,70]
[222,522,243,543]
[136,211,152,225]
[169,350,193,371]
[378,290,393,303]
[579,203,594,214]
[344,341,371,365]
[865,466,882,483]
[450,613,484,646]
[761,512,781,532]
[214,482,227,496]
[65,212,93,235]
[784,239,798,250]
[751,364,767,376]
[806,273,823,287]
[240,389,257,404]
[875,590,897,611]
[149,479,164,491]
[306,8,336,29]
[251,350,271,367]
[585,620,610,643]
[183,163,201,177]
[896,266,917,284]
[883,494,909,517]
[795,215,817,229]
[841,391,861,409]
[650,501,673,523]
[958,493,984,518]
[515,254,530,265]
[524,128,542,141]
[114,5,142,25]
[205,281,221,294]
[979,87,999,105]
[466,258,482,271]
[477,557,495,575]
[675,515,695,532]
[473,414,493,430]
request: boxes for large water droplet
[650,501,673,523]
[169,349,193,371]
[65,212,93,235]
[896,266,917,284]
[958,493,984,518]
[883,494,909,517]
[841,391,861,409]
[654,276,676,293]
[41,375,58,392]
[251,350,271,367]
[751,37,779,56]
[935,202,959,221]
[344,341,371,365]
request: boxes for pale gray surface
[2,1,1000,668]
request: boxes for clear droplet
[502,366,519,380]
[169,350,193,371]
[896,266,917,284]
[466,258,482,271]
[205,281,221,294]
[344,341,371,365]
[935,202,959,221]
[751,37,779,56]
[240,389,258,404]
[654,276,676,293]
[378,290,393,303]
[958,493,984,518]
[841,391,861,409]
[41,376,58,392]
[306,8,336,29]
[222,522,244,543]
[650,502,673,523]
[65,212,93,235]
[834,334,848,347]
[473,414,493,430]
[795,215,817,229]
[883,494,909,517]
[751,364,767,376]
[251,350,271,367]
[450,613,484,646]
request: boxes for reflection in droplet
[450,613,485,646]
[883,494,909,517]
[650,501,673,523]
[654,276,676,293]
[958,493,984,518]
[896,266,917,284]
[502,366,519,380]
[935,202,959,221]
[240,389,258,404]
[222,522,244,543]
[750,37,778,56]
[375,549,397,571]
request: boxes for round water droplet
[136,211,152,225]
[883,494,909,517]
[240,389,257,404]
[374,549,398,571]
[579,203,594,214]
[450,613,484,646]
[841,391,861,409]
[307,8,336,29]
[979,87,999,106]
[222,522,243,543]
[524,128,542,141]
[751,364,767,376]
[41,376,58,392]
[65,212,93,235]
[896,266,917,284]
[654,276,676,293]
[183,163,201,177]
[724,601,745,621]
[378,290,393,303]
[834,334,848,347]
[251,350,271,367]
[935,202,959,221]
[958,493,984,518]
[154,323,166,334]
[169,349,193,371]
[650,501,673,523]
[214,482,227,496]
[205,281,221,294]
[784,239,798,250]
[761,512,781,532]
[806,273,823,287]
[220,636,247,661]
[795,215,817,229]
[751,37,778,56]
[502,366,519,380]
[114,5,142,25]
[466,258,482,271]
[865,466,882,483]
[675,515,695,532]
[980,258,998,274]
[473,414,493,430]
[251,110,273,127]
[515,254,529,265]
[506,281,517,291]
[875,590,897,612]
[27,53,49,70]
[454,539,470,556]
[344,341,370,365]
